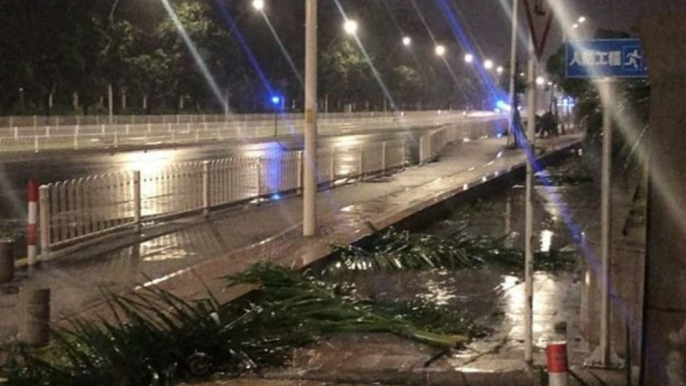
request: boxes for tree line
[0,0,497,116]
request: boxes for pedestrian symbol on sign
[624,48,643,70]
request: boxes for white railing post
[381,141,387,173]
[359,144,364,179]
[39,185,50,261]
[195,127,200,143]
[13,127,18,140]
[101,124,105,136]
[419,136,426,165]
[34,135,39,153]
[330,147,336,187]
[74,126,79,150]
[126,124,130,135]
[297,151,304,193]
[133,171,141,232]
[256,157,263,198]
[202,161,210,217]
[114,132,118,148]
[45,126,50,138]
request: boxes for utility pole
[303,0,318,237]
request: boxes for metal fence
[37,117,506,259]
[0,111,453,128]
[0,111,502,154]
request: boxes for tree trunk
[640,8,686,386]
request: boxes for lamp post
[303,0,317,237]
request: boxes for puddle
[334,154,598,355]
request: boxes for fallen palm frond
[227,263,471,349]
[2,264,480,386]
[323,228,576,275]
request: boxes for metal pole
[524,35,537,364]
[585,79,621,369]
[303,0,318,237]
[599,79,613,366]
[507,0,519,147]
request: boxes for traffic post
[547,342,569,386]
[522,0,555,364]
[27,179,39,268]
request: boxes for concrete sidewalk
[0,134,582,343]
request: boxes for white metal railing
[0,111,504,154]
[37,117,506,259]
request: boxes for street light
[344,19,358,35]
[572,23,579,29]
[536,76,545,86]
[252,0,265,11]
[402,36,412,47]
[464,53,474,63]
[484,59,494,70]
[578,16,587,24]
[497,66,504,75]
[435,45,446,57]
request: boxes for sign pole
[585,79,623,369]
[524,34,537,365]
[506,0,519,148]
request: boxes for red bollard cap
[28,179,39,202]
[546,342,568,373]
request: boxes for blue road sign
[566,39,648,79]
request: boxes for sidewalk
[0,134,582,343]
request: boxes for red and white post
[546,341,569,386]
[27,179,39,267]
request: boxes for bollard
[25,288,51,346]
[546,342,569,386]
[27,180,38,267]
[0,240,14,284]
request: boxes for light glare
[402,36,412,46]
[435,45,446,56]
[484,60,494,70]
[464,53,474,63]
[344,19,358,35]
[252,0,264,10]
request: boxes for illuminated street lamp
[252,0,264,11]
[484,59,494,70]
[402,36,412,47]
[344,19,358,35]
[435,45,446,57]
[536,76,545,86]
[497,66,504,75]
[464,53,474,64]
[578,16,587,24]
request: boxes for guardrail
[0,111,453,128]
[0,111,501,154]
[36,117,507,260]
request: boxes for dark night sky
[440,0,642,62]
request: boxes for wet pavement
[0,133,588,386]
